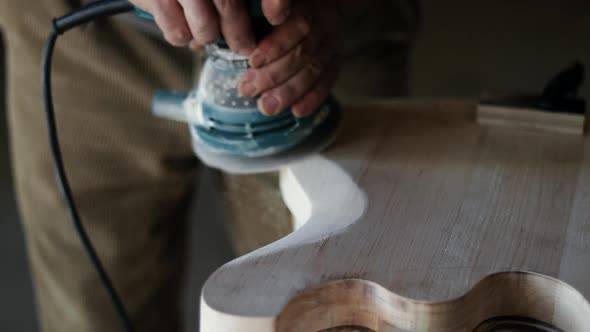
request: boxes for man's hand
[130,0,291,55]
[238,1,346,117]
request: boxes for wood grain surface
[201,100,590,332]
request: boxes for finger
[179,0,221,46]
[249,12,310,68]
[257,56,325,116]
[189,40,205,52]
[257,46,333,115]
[262,0,291,25]
[292,60,339,117]
[151,0,193,46]
[239,43,310,97]
[212,0,257,55]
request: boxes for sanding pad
[194,106,342,174]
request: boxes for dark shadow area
[0,33,40,331]
[184,169,235,331]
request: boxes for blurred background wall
[0,1,589,330]
[410,0,590,99]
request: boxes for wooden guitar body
[201,100,590,332]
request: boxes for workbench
[202,100,590,332]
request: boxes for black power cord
[42,1,135,331]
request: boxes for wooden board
[476,104,586,135]
[200,100,590,332]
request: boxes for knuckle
[259,39,284,60]
[213,0,242,17]
[306,61,323,78]
[226,34,254,53]
[194,35,217,45]
[292,44,312,63]
[157,0,178,10]
[280,84,297,100]
[287,46,305,67]
[228,33,248,46]
[293,44,306,58]
[192,28,218,44]
[270,44,285,59]
[265,0,288,13]
[294,15,311,35]
[191,22,218,44]
[299,90,322,115]
[164,28,191,46]
[268,0,292,25]
[192,14,216,32]
[296,103,313,116]
[262,70,281,87]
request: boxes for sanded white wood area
[201,100,590,332]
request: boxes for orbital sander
[41,0,340,330]
[144,1,340,170]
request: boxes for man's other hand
[238,1,344,117]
